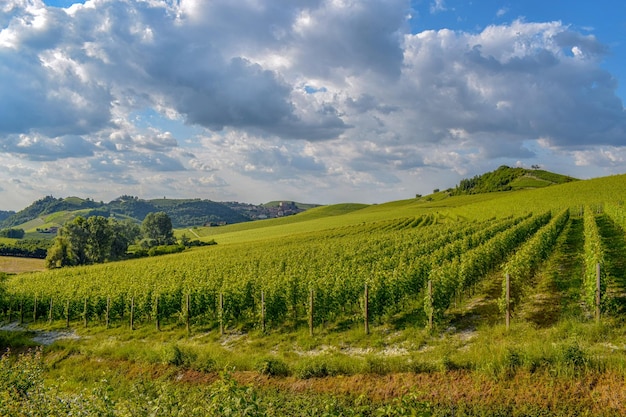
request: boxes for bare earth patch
[0,322,80,345]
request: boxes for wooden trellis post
[155,295,160,331]
[186,293,191,336]
[83,298,88,328]
[219,293,224,336]
[105,297,111,329]
[364,283,369,335]
[130,297,135,331]
[261,290,266,333]
[65,299,70,328]
[596,263,601,323]
[428,280,433,330]
[505,273,511,331]
[308,289,314,337]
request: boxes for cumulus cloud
[0,0,625,207]
[390,20,625,151]
[1,133,96,160]
[573,147,626,167]
[188,174,228,188]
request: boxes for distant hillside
[0,210,15,222]
[451,165,577,195]
[0,196,318,230]
[0,196,103,228]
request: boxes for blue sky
[0,0,624,210]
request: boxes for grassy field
[3,174,626,415]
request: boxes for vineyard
[3,174,626,415]
[4,175,626,336]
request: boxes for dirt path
[596,214,626,313]
[517,216,584,326]
[448,269,504,331]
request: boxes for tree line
[45,212,177,268]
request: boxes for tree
[63,216,90,265]
[109,219,141,259]
[142,212,175,246]
[85,216,113,263]
[0,228,25,238]
[46,216,141,268]
[45,236,71,268]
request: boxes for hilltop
[450,165,577,195]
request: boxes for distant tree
[109,219,141,259]
[45,236,71,268]
[85,216,113,263]
[46,216,141,268]
[0,228,25,238]
[179,233,191,247]
[63,216,90,265]
[142,212,175,246]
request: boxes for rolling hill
[0,166,576,235]
[3,171,626,415]
[0,195,313,231]
[451,165,578,195]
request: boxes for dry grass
[59,355,626,416]
[238,370,626,415]
[0,256,45,274]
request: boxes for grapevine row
[500,208,570,313]
[424,211,552,323]
[582,205,606,314]
[5,213,552,332]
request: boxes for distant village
[208,201,305,226]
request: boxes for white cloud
[430,0,447,14]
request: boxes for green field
[2,174,626,415]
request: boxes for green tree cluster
[0,240,50,258]
[0,228,25,239]
[45,212,179,268]
[141,212,175,246]
[45,216,141,268]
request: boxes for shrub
[148,244,185,257]
[256,357,290,377]
[295,357,330,379]
[161,344,196,368]
[560,343,588,369]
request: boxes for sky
[0,0,625,211]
